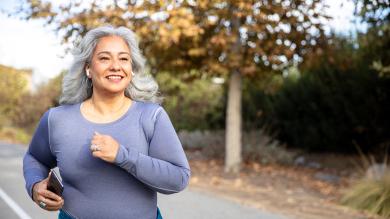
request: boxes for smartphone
[47,170,64,196]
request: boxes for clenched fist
[90,131,120,163]
[32,173,64,211]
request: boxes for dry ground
[187,150,385,219]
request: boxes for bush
[0,126,31,144]
[341,148,390,218]
[179,129,296,164]
[0,65,30,128]
[10,72,63,132]
[156,72,225,130]
[341,170,390,218]
[249,32,390,153]
[259,68,390,153]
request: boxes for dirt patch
[187,151,384,219]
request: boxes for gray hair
[59,26,162,105]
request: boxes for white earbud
[131,71,135,77]
[86,69,90,77]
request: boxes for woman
[23,26,191,219]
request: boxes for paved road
[0,141,288,219]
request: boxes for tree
[10,72,64,131]
[0,64,30,127]
[16,0,329,173]
[352,0,389,77]
[156,72,225,131]
[352,0,389,28]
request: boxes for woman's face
[88,35,132,95]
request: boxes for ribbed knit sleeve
[114,107,190,194]
[23,110,57,199]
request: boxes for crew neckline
[78,100,137,126]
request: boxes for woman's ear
[86,66,91,78]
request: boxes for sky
[0,0,361,87]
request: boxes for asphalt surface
[0,141,288,219]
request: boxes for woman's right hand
[32,175,64,211]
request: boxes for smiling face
[87,35,132,96]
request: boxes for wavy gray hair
[59,26,161,105]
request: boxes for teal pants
[59,208,163,219]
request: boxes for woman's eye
[120,58,129,61]
[100,57,109,60]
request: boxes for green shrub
[258,68,390,153]
[248,29,390,153]
[156,72,225,130]
[342,148,390,217]
[341,171,390,218]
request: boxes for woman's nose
[110,59,121,71]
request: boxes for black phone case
[47,170,64,196]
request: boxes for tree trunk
[224,70,242,173]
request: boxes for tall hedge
[257,68,390,153]
[245,28,390,153]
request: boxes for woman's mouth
[106,75,124,82]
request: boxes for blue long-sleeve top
[23,101,190,219]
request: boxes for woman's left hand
[90,132,120,163]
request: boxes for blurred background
[0,0,389,219]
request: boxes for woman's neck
[88,93,130,116]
